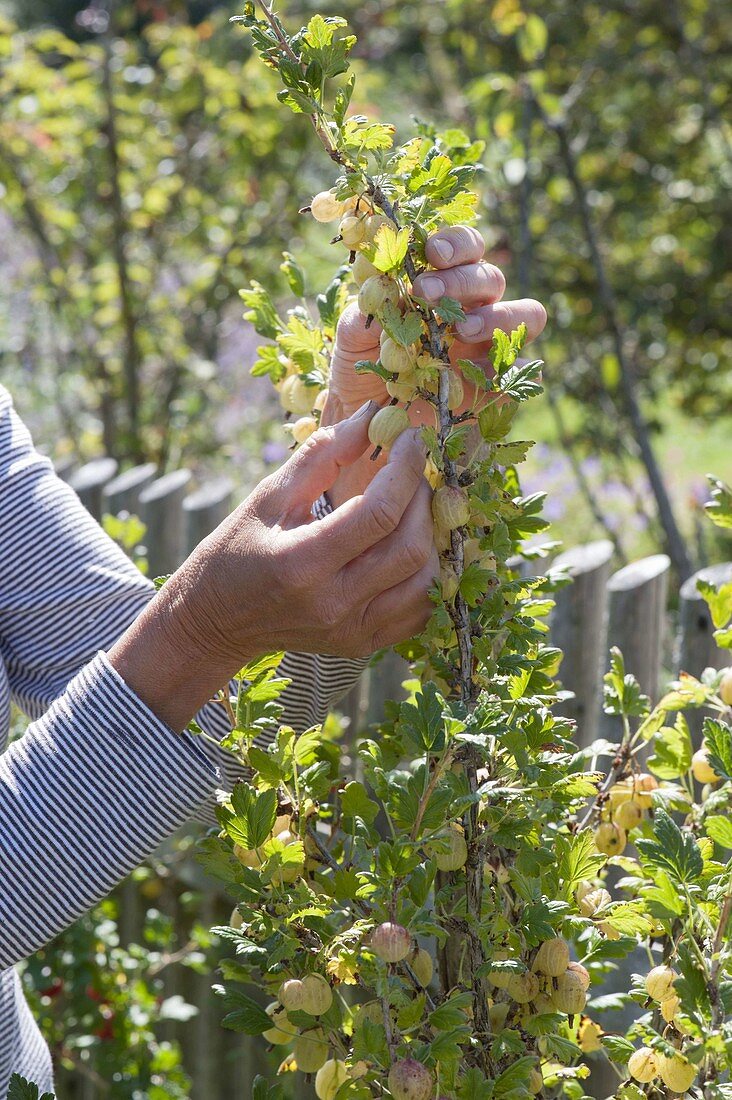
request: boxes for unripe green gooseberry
[645,964,678,1002]
[294,1028,328,1074]
[339,214,367,248]
[440,565,459,601]
[614,799,643,831]
[278,978,306,1013]
[566,961,590,991]
[426,822,468,871]
[314,388,328,413]
[533,937,570,978]
[234,844,262,869]
[387,373,419,402]
[528,1068,543,1095]
[368,405,411,452]
[353,1000,382,1029]
[506,971,540,1004]
[692,746,720,784]
[632,772,658,808]
[299,973,333,1016]
[380,336,418,375]
[352,251,379,285]
[552,970,587,1015]
[358,275,400,319]
[263,1002,297,1045]
[280,374,319,416]
[363,213,390,242]
[425,368,463,409]
[371,922,412,963]
[488,1000,510,1029]
[409,947,434,988]
[628,1047,658,1084]
[387,1058,434,1100]
[310,190,346,223]
[594,821,627,856]
[656,1052,696,1093]
[290,416,317,444]
[464,538,496,571]
[432,485,470,530]
[719,669,732,705]
[315,1059,349,1100]
[578,887,612,917]
[661,994,681,1022]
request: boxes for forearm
[0,653,217,971]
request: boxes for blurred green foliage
[0,0,730,536]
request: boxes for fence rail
[52,455,732,1100]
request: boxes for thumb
[261,400,378,523]
[333,300,383,357]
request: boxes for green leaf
[555,830,606,898]
[379,302,424,347]
[428,991,472,1031]
[457,358,490,391]
[705,815,732,849]
[647,714,692,779]
[602,647,650,717]
[213,985,272,1034]
[494,1056,537,1096]
[457,1067,494,1100]
[280,251,305,298]
[8,1077,55,1100]
[517,14,548,61]
[355,358,392,381]
[240,281,283,340]
[714,625,732,649]
[636,808,703,884]
[343,116,395,151]
[228,785,278,849]
[705,476,732,530]
[433,296,466,324]
[495,440,534,466]
[433,190,479,226]
[478,398,519,442]
[499,359,543,401]
[398,681,446,752]
[600,1035,635,1065]
[460,562,492,606]
[341,780,378,824]
[697,579,732,629]
[371,225,410,273]
[333,73,356,125]
[704,717,732,781]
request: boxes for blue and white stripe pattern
[0,385,365,1096]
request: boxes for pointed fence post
[103,462,158,518]
[183,477,235,555]
[68,457,119,521]
[138,469,193,578]
[550,540,614,747]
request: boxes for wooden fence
[52,456,732,1100]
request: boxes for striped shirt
[0,385,365,1096]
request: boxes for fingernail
[351,399,376,420]
[456,314,483,338]
[431,238,454,264]
[420,275,446,301]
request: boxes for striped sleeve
[0,383,367,849]
[0,651,217,971]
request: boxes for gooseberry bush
[196,5,732,1098]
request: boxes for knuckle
[399,538,430,575]
[368,495,401,539]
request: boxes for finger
[333,299,383,355]
[260,400,378,523]
[424,225,485,269]
[300,427,427,568]
[413,262,506,309]
[454,299,548,344]
[362,549,440,651]
[343,477,434,602]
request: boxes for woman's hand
[109,402,437,732]
[324,225,547,503]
